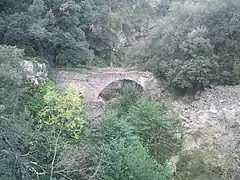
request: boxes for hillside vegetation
[137,0,240,89]
[0,0,240,180]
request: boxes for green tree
[0,0,158,67]
[2,0,94,67]
[21,82,87,179]
[0,45,25,112]
[126,98,182,163]
[139,0,240,89]
[109,84,143,117]
[201,0,240,85]
[28,0,46,18]
[0,45,33,180]
[87,111,171,180]
[0,46,87,179]
[40,87,86,140]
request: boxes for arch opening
[99,79,143,103]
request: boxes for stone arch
[56,68,162,103]
[96,78,145,101]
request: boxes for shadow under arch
[98,79,144,102]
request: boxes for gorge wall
[171,85,240,172]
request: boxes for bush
[58,86,179,180]
[141,0,240,89]
[40,87,86,140]
[0,45,30,179]
[175,150,240,180]
[109,84,143,116]
[19,81,87,179]
[87,111,171,180]
[0,45,26,112]
[126,99,182,163]
[149,26,219,89]
[23,80,54,118]
[24,81,86,141]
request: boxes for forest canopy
[0,0,155,67]
[1,0,239,89]
[140,0,240,88]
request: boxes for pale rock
[20,60,48,85]
[209,104,218,114]
[182,135,199,151]
[171,85,240,158]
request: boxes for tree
[0,45,25,112]
[39,87,86,140]
[1,0,94,67]
[0,47,87,179]
[22,81,87,179]
[0,0,159,67]
[201,0,240,85]
[139,0,240,89]
[28,0,46,18]
[85,111,171,180]
[0,45,33,180]
[126,98,182,163]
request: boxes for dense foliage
[139,0,240,89]
[0,50,181,179]
[0,0,156,67]
[1,0,240,88]
[86,112,171,180]
[0,46,87,179]
[174,150,239,180]
[57,86,181,180]
[1,0,240,179]
[109,84,143,117]
[0,45,29,180]
[126,99,181,162]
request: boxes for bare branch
[50,129,62,179]
[88,160,101,180]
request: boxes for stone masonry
[56,68,163,102]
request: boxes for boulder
[20,60,48,85]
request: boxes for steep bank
[170,85,240,177]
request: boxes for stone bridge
[56,68,163,103]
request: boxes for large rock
[20,60,48,85]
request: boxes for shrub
[141,0,240,89]
[40,87,86,140]
[23,80,54,118]
[149,26,220,89]
[21,81,87,179]
[109,84,143,116]
[86,111,171,180]
[175,150,240,180]
[0,45,26,113]
[126,99,182,163]
[24,81,86,141]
